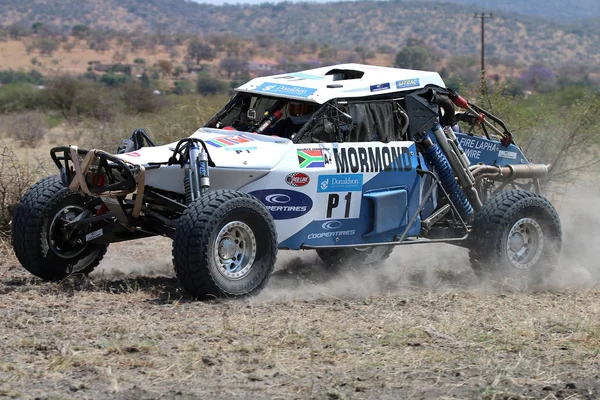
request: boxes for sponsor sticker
[396,78,420,89]
[317,174,363,192]
[308,219,358,240]
[297,149,325,168]
[123,152,141,157]
[286,172,310,187]
[224,146,258,152]
[85,228,103,242]
[255,82,318,98]
[498,150,517,160]
[322,220,342,230]
[370,82,391,92]
[249,189,313,220]
[206,135,253,148]
[334,146,413,173]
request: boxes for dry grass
[1,260,600,399]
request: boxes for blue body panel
[278,142,422,249]
[456,133,529,166]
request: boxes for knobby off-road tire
[469,189,562,284]
[172,190,277,298]
[11,176,108,281]
[317,245,394,270]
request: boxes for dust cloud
[91,175,600,300]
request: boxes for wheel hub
[213,221,257,280]
[49,205,88,259]
[506,217,544,269]
[218,238,237,260]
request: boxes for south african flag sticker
[297,149,325,168]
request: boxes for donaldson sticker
[249,189,313,220]
[317,174,363,192]
[255,82,318,98]
[286,172,310,187]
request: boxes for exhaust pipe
[471,163,552,180]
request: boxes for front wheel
[468,189,562,284]
[11,176,108,281]
[172,190,277,298]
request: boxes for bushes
[0,111,47,148]
[0,69,44,85]
[0,83,47,113]
[196,75,226,95]
[121,81,166,113]
[0,147,46,235]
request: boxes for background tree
[157,60,173,77]
[394,39,438,70]
[196,75,226,95]
[38,38,58,56]
[219,57,247,79]
[71,24,90,40]
[187,37,214,65]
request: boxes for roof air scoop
[325,69,364,81]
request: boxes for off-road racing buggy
[12,64,562,298]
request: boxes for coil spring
[184,175,193,204]
[423,142,473,219]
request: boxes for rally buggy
[11,63,561,297]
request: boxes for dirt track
[1,179,599,399]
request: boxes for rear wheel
[468,189,561,284]
[11,176,108,280]
[172,190,277,298]
[317,245,394,270]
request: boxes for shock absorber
[421,137,473,220]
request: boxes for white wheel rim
[506,217,544,269]
[213,221,257,280]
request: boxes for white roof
[235,63,446,104]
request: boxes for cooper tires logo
[265,194,291,204]
[286,172,310,187]
[322,220,342,230]
[249,189,313,220]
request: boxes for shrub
[196,76,226,95]
[120,81,166,114]
[0,111,47,148]
[46,76,119,122]
[99,72,131,87]
[0,147,46,235]
[0,83,47,113]
[173,79,194,95]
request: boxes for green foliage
[99,72,131,87]
[394,41,439,70]
[196,76,226,96]
[173,79,194,95]
[187,38,213,65]
[109,63,132,76]
[120,82,166,113]
[71,24,90,39]
[0,69,44,85]
[0,83,47,113]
